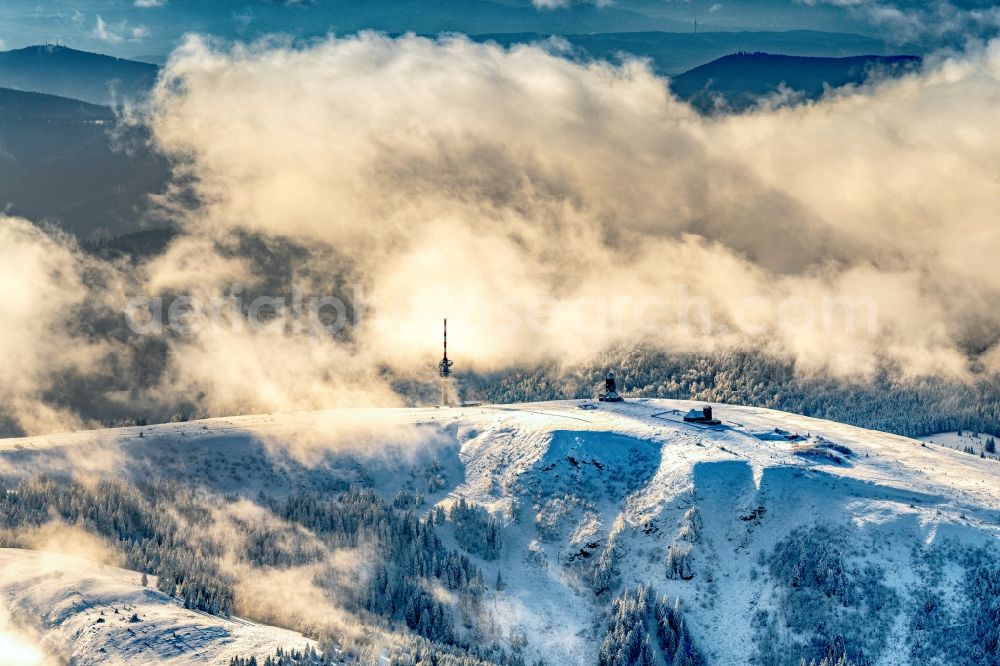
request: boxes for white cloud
[6,34,1000,433]
[0,219,108,435]
[134,0,167,6]
[92,15,150,44]
[801,0,1000,44]
[532,0,613,9]
[140,34,1000,383]
[92,16,121,43]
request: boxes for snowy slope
[1,399,999,664]
[0,549,315,665]
[438,400,1000,664]
[919,430,998,457]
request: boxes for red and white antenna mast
[438,318,454,406]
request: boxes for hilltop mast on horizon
[438,318,454,407]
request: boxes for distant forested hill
[0,87,170,238]
[0,45,157,106]
[471,30,921,75]
[669,52,921,112]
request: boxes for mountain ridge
[0,44,158,106]
[669,51,921,112]
[0,399,997,664]
[469,29,922,75]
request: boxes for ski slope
[1,399,999,664]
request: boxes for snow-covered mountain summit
[1,399,998,665]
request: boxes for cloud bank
[0,218,109,435]
[146,34,1000,371]
[4,33,1000,434]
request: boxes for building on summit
[684,405,721,425]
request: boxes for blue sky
[0,1,996,58]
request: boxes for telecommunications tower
[438,318,454,406]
